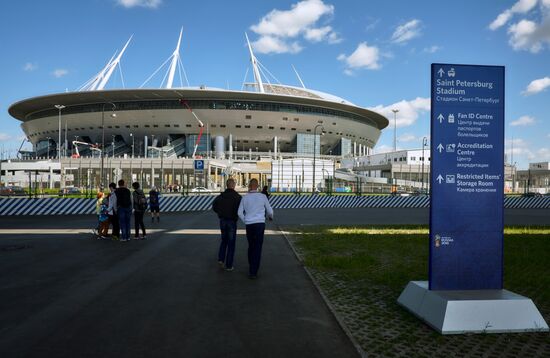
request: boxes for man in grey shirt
[238,178,273,279]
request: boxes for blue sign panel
[194,159,204,173]
[430,64,505,290]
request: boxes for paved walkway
[0,212,358,358]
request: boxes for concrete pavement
[0,211,358,358]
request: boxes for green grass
[293,225,550,307]
[290,225,550,356]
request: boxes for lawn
[289,226,550,357]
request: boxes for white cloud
[391,19,422,44]
[505,138,535,160]
[423,45,441,53]
[523,76,550,95]
[489,0,538,30]
[373,144,395,154]
[52,69,68,78]
[304,26,332,42]
[368,97,430,128]
[116,0,161,8]
[510,115,536,126]
[338,42,381,73]
[23,62,37,71]
[537,147,550,160]
[252,36,302,54]
[490,1,550,52]
[507,19,546,53]
[250,0,340,54]
[0,133,11,141]
[398,133,418,143]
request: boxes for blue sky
[1,0,549,168]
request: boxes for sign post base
[398,281,549,334]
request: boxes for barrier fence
[1,195,549,216]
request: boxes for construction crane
[179,99,204,158]
[72,141,101,158]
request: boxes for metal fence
[1,195,549,216]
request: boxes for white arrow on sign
[438,68,445,77]
[437,114,444,123]
[436,174,444,184]
[437,143,444,153]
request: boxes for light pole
[391,109,399,152]
[100,102,117,190]
[55,105,65,159]
[112,135,116,158]
[421,137,428,191]
[312,124,325,193]
[46,137,51,159]
[130,133,134,158]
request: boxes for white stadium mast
[166,28,183,89]
[140,27,189,89]
[245,32,264,93]
[78,36,132,91]
[97,36,132,90]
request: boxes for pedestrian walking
[212,178,241,271]
[132,182,147,239]
[149,186,160,223]
[238,178,273,279]
[115,179,132,242]
[107,182,119,240]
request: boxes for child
[97,197,110,239]
[92,192,104,237]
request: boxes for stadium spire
[166,27,183,89]
[245,33,264,93]
[96,35,132,90]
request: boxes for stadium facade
[8,31,388,160]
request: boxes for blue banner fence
[0,195,549,216]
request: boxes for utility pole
[392,109,399,152]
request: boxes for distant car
[191,187,212,193]
[59,187,82,196]
[522,192,542,197]
[412,189,429,196]
[0,186,27,197]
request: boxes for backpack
[137,192,147,211]
[150,192,159,205]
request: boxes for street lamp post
[391,109,399,152]
[112,135,116,158]
[421,137,428,191]
[46,137,51,159]
[55,105,65,159]
[130,133,134,158]
[100,102,117,190]
[312,124,325,193]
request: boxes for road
[0,211,358,358]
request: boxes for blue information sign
[194,159,204,173]
[430,64,505,290]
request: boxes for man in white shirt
[238,178,273,279]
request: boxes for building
[8,31,388,162]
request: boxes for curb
[277,225,367,358]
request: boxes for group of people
[213,178,273,279]
[95,180,161,241]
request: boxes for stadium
[8,31,388,160]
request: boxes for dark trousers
[118,207,132,240]
[134,210,146,237]
[218,218,237,268]
[246,223,266,276]
[109,213,119,237]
